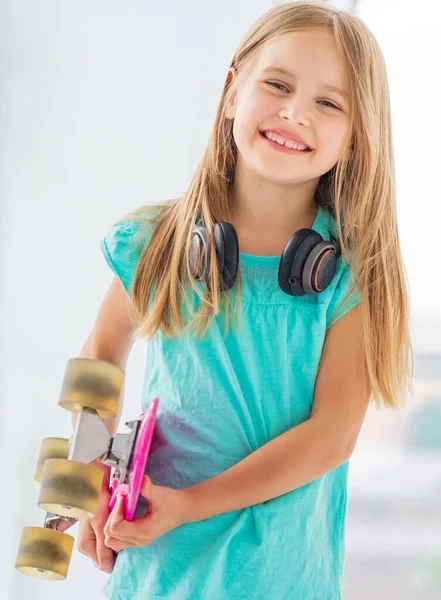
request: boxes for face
[225,30,351,186]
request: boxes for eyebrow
[261,66,348,100]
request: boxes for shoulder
[101,202,168,253]
[100,202,168,293]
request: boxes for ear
[225,67,238,120]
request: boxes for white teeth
[263,131,308,151]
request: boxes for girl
[78,2,413,599]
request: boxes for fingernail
[102,561,114,572]
[93,561,104,571]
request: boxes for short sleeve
[326,257,362,329]
[100,218,152,298]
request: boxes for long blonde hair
[117,1,414,410]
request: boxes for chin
[257,168,309,186]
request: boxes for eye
[266,82,340,110]
[266,81,290,93]
[318,100,340,110]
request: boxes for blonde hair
[117,1,414,411]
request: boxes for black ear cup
[278,229,339,296]
[214,222,239,291]
[190,222,239,292]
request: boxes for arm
[184,303,372,523]
[73,275,137,437]
[73,275,137,490]
[75,276,137,572]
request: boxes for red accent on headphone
[193,236,202,278]
[314,249,333,291]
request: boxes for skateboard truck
[42,411,143,532]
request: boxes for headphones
[189,208,342,296]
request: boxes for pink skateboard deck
[108,397,159,521]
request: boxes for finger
[104,535,136,553]
[111,493,126,523]
[104,506,148,543]
[77,521,98,563]
[95,532,116,573]
[106,515,146,540]
[104,495,126,538]
[139,475,152,499]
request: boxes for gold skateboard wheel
[38,458,104,520]
[58,357,124,419]
[15,526,74,580]
[34,437,70,482]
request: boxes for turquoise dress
[99,202,361,600]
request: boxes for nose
[279,93,312,126]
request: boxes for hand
[103,476,191,552]
[77,463,116,573]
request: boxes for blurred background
[1,0,440,598]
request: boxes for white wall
[0,1,273,598]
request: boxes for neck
[229,157,320,256]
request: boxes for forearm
[184,417,353,523]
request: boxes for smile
[259,131,313,155]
